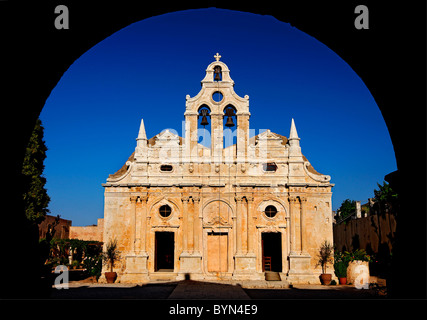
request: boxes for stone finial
[214,52,221,61]
[137,118,147,141]
[289,118,299,140]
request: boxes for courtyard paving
[49,279,385,299]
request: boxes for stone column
[121,195,149,284]
[232,195,260,280]
[235,195,243,254]
[192,196,200,254]
[211,112,223,164]
[184,112,198,162]
[130,195,138,253]
[246,196,254,254]
[241,198,248,253]
[181,196,190,253]
[287,196,315,283]
[179,196,202,278]
[140,194,149,254]
[300,196,307,254]
[288,196,299,255]
[236,113,250,163]
[188,197,194,253]
[135,197,142,253]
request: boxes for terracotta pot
[339,277,347,285]
[320,273,332,285]
[105,272,117,283]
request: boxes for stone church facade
[100,54,334,284]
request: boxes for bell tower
[184,54,250,164]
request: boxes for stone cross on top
[214,52,221,61]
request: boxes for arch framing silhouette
[2,1,425,299]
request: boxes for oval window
[264,205,278,218]
[160,164,173,172]
[159,205,172,218]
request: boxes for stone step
[265,271,281,281]
[239,280,290,289]
[149,271,177,281]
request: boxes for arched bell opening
[223,104,237,149]
[213,65,222,81]
[197,104,211,148]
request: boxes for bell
[199,109,210,126]
[214,66,221,81]
[200,115,209,126]
[225,116,235,127]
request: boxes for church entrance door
[207,232,228,273]
[155,231,174,271]
[262,232,282,272]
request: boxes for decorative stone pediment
[257,129,282,141]
[255,130,285,149]
[153,129,181,147]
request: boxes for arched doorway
[261,232,282,272]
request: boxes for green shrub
[344,249,371,262]
[334,261,347,278]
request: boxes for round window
[264,205,278,218]
[159,205,172,218]
[212,91,223,102]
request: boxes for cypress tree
[22,118,50,225]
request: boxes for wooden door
[207,232,228,272]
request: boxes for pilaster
[232,195,259,279]
[288,196,299,255]
[121,194,150,283]
[235,195,244,254]
[178,196,202,277]
[300,196,308,255]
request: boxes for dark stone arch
[223,104,237,114]
[2,1,424,299]
[197,104,211,113]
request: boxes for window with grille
[264,205,278,218]
[159,205,172,218]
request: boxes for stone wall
[38,215,72,239]
[333,213,396,255]
[70,218,104,242]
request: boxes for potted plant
[102,238,120,283]
[316,241,334,285]
[334,260,348,284]
[334,251,349,285]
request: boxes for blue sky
[40,8,396,226]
